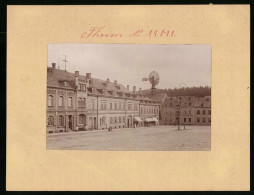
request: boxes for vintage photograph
[47,44,211,150]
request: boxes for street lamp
[177,83,186,130]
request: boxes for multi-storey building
[161,95,211,126]
[193,96,211,125]
[47,63,160,134]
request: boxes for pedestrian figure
[108,126,112,132]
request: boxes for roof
[146,93,167,103]
[47,67,160,104]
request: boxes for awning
[152,117,158,122]
[134,116,143,122]
[145,118,153,122]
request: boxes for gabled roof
[146,93,167,103]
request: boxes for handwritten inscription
[81,26,175,39]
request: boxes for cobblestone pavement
[47,125,211,151]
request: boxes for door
[68,115,73,130]
[93,117,97,130]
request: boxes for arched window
[48,95,53,106]
[59,115,64,126]
[48,115,54,126]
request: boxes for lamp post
[177,83,186,130]
[177,97,181,130]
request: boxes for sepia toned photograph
[47,44,211,150]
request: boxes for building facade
[161,95,211,126]
[47,64,160,134]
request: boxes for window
[141,108,143,114]
[189,110,191,115]
[202,117,206,123]
[128,103,132,110]
[59,96,63,106]
[78,98,82,107]
[91,101,95,110]
[189,118,191,122]
[68,97,73,107]
[110,117,112,124]
[101,101,106,110]
[119,102,121,110]
[58,115,64,126]
[201,103,204,107]
[197,110,200,115]
[123,102,126,110]
[197,117,200,123]
[78,98,86,107]
[189,103,192,106]
[79,114,85,124]
[208,118,211,123]
[165,117,167,122]
[48,95,53,106]
[203,110,206,115]
[79,84,86,91]
[123,116,125,123]
[115,102,117,110]
[184,118,186,122]
[110,103,113,110]
[134,104,138,111]
[101,117,105,125]
[115,117,117,123]
[119,116,121,123]
[48,115,54,126]
[208,110,211,115]
[82,98,86,107]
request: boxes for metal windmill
[142,71,160,94]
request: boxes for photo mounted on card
[7,5,249,191]
[46,43,211,151]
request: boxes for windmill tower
[142,71,160,95]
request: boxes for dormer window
[78,83,86,91]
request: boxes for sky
[48,44,211,90]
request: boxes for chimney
[52,63,56,69]
[114,80,117,84]
[75,71,79,87]
[86,73,91,79]
[107,78,110,82]
[127,85,129,90]
[133,86,136,93]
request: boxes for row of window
[165,102,193,107]
[197,110,211,115]
[90,101,139,111]
[48,95,73,107]
[47,114,86,126]
[197,117,211,123]
[140,107,159,114]
[164,117,211,123]
[109,116,126,124]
